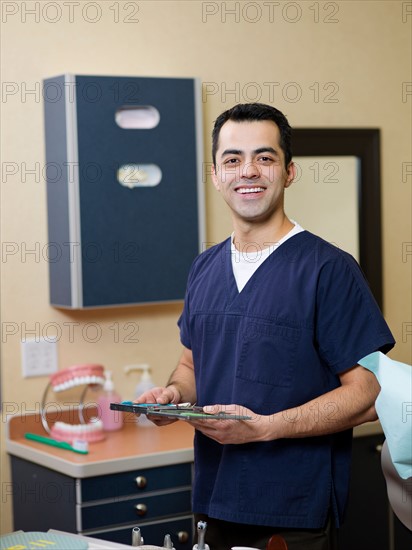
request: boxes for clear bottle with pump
[124,364,156,428]
[98,371,123,431]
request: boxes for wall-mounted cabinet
[44,74,204,308]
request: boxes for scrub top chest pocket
[236,319,301,388]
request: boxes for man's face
[212,120,295,225]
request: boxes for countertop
[6,410,195,478]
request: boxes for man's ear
[284,161,296,189]
[211,164,221,191]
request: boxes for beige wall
[1,0,411,534]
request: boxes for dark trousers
[194,513,339,550]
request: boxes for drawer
[80,463,191,502]
[89,515,193,550]
[80,489,192,530]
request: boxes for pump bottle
[124,364,156,427]
[98,371,123,431]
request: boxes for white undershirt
[231,221,305,292]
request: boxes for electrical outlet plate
[21,338,58,378]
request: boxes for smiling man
[136,103,395,549]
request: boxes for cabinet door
[11,456,77,533]
[45,75,204,308]
[338,435,389,550]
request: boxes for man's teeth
[237,187,264,194]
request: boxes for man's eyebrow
[221,149,243,157]
[220,147,279,157]
[254,147,278,156]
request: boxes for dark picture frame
[293,129,382,309]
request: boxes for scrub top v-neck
[229,221,305,293]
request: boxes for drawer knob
[134,503,148,516]
[135,476,147,488]
[177,531,189,543]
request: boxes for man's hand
[130,347,196,428]
[186,404,269,444]
[135,385,181,405]
[133,385,181,426]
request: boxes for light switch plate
[21,338,58,378]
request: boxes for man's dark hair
[212,103,292,169]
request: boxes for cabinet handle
[177,531,189,543]
[375,444,383,453]
[134,503,148,516]
[135,476,147,488]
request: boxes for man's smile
[234,186,266,194]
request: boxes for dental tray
[110,401,252,420]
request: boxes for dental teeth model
[50,418,105,444]
[50,364,105,392]
[42,364,106,442]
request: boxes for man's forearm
[166,354,196,404]
[262,367,380,441]
[268,387,376,440]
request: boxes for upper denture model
[50,364,105,392]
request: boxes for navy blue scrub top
[178,231,395,529]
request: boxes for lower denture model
[50,418,105,444]
[44,364,106,443]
